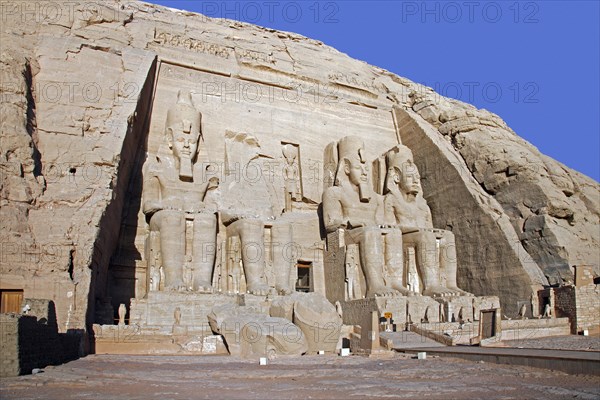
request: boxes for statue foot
[276,286,294,296]
[423,286,456,298]
[390,283,410,296]
[447,286,470,296]
[368,286,399,298]
[166,283,187,292]
[196,285,213,294]
[194,280,213,293]
[247,283,270,296]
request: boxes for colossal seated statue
[322,136,401,298]
[218,132,294,296]
[142,90,218,293]
[383,145,467,297]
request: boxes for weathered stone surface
[395,106,556,315]
[270,292,342,354]
[0,299,79,377]
[208,303,308,358]
[1,0,597,347]
[407,92,599,285]
[130,292,239,334]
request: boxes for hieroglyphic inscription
[324,230,346,304]
[328,72,382,92]
[154,31,276,65]
[339,298,378,326]
[154,31,232,58]
[235,48,276,64]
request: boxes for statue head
[385,145,421,197]
[165,90,202,179]
[337,136,370,201]
[282,144,297,166]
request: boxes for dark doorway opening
[296,261,313,292]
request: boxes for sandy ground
[1,353,598,400]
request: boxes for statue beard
[358,182,370,202]
[405,187,419,198]
[178,154,193,180]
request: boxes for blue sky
[148,1,599,181]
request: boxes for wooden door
[0,291,24,313]
[481,310,496,339]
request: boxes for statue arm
[323,188,344,232]
[142,175,162,216]
[383,195,397,225]
[425,212,434,229]
[199,176,219,202]
[375,194,385,225]
[420,198,434,229]
[384,195,419,233]
[185,177,220,214]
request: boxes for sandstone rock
[208,304,308,358]
[270,292,342,354]
[0,0,596,343]
[408,90,599,288]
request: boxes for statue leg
[146,231,161,292]
[230,219,269,295]
[438,231,466,294]
[272,221,294,294]
[151,210,185,291]
[359,227,396,297]
[284,191,292,213]
[384,230,409,295]
[404,230,451,297]
[192,213,217,293]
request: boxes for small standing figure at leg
[118,304,127,326]
[282,144,300,213]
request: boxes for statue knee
[238,218,263,232]
[194,214,217,231]
[443,230,456,243]
[160,210,185,227]
[424,230,437,242]
[358,227,382,246]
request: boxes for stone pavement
[397,346,600,375]
[1,353,599,400]
[388,332,600,376]
[502,334,600,351]
[380,330,445,349]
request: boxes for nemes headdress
[384,145,416,193]
[386,145,414,171]
[338,136,366,162]
[165,89,202,140]
[335,136,366,186]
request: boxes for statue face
[398,163,421,195]
[282,145,296,165]
[284,153,296,166]
[169,120,199,160]
[345,156,368,187]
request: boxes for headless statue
[219,133,294,296]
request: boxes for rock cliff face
[1,0,597,335]
[405,93,599,286]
